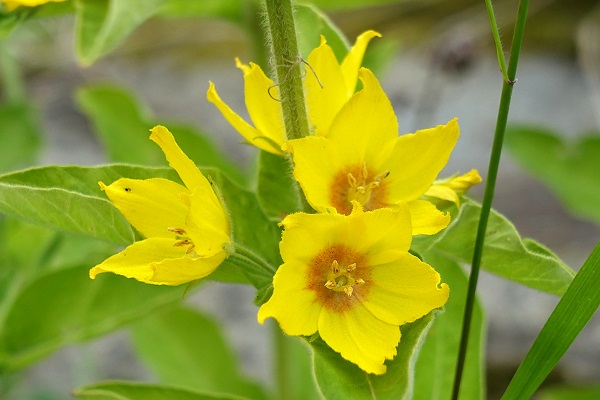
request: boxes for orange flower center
[167,227,197,255]
[329,162,389,215]
[307,244,370,312]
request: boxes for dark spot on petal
[124,187,131,192]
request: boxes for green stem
[484,0,509,82]
[231,242,277,275]
[264,0,310,141]
[451,0,529,398]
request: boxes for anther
[325,280,336,289]
[186,244,196,254]
[168,227,187,235]
[331,260,340,274]
[347,173,357,188]
[343,286,354,297]
[174,239,192,247]
[356,278,365,285]
[362,163,369,180]
[346,263,356,272]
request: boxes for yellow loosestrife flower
[258,202,449,374]
[89,126,231,286]
[1,0,64,11]
[286,68,460,235]
[206,31,381,155]
[424,169,482,206]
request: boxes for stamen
[186,244,196,254]
[362,163,369,180]
[168,227,187,235]
[346,263,356,272]
[174,239,192,247]
[331,260,340,274]
[343,286,353,297]
[347,173,357,188]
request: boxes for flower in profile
[206,31,380,155]
[258,202,449,374]
[89,126,231,286]
[1,0,64,11]
[424,169,482,206]
[285,68,460,235]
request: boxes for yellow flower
[1,0,64,11]
[258,202,449,374]
[285,68,460,235]
[424,169,482,206]
[89,126,231,286]
[206,31,381,155]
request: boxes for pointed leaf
[501,241,600,399]
[0,165,180,244]
[506,126,600,226]
[130,306,267,400]
[0,264,182,372]
[75,0,164,65]
[256,151,302,220]
[76,85,245,184]
[73,381,246,400]
[311,312,434,399]
[413,199,575,295]
[414,254,485,400]
[295,3,349,60]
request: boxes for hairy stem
[264,0,310,141]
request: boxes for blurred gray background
[3,0,600,398]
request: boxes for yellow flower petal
[206,82,283,155]
[257,260,321,335]
[318,300,400,375]
[279,210,348,263]
[328,69,397,169]
[236,59,287,148]
[382,118,460,202]
[90,237,204,285]
[100,178,188,239]
[364,253,449,325]
[150,126,216,197]
[184,188,231,257]
[285,136,340,213]
[425,169,482,206]
[151,251,227,286]
[2,0,64,11]
[305,37,349,136]
[341,30,381,97]
[345,203,412,263]
[407,199,451,236]
[423,185,460,205]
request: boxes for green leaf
[414,254,485,400]
[311,312,434,399]
[413,199,575,295]
[158,0,243,21]
[506,126,600,225]
[73,381,246,400]
[76,85,245,184]
[0,164,278,287]
[295,3,349,60]
[501,241,600,399]
[0,164,179,244]
[0,102,42,173]
[537,385,600,400]
[74,0,164,65]
[130,306,266,400]
[256,151,301,220]
[0,264,182,372]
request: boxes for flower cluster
[91,31,480,374]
